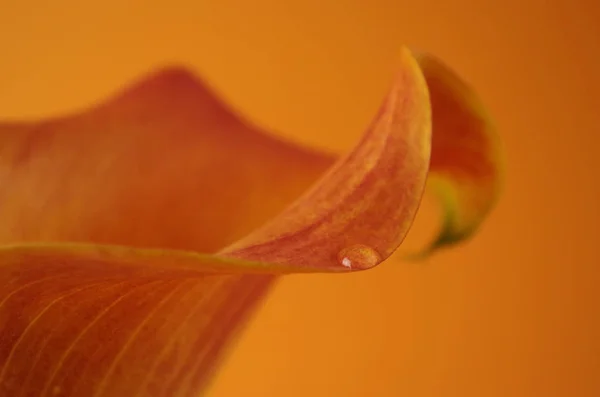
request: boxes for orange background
[1,0,598,396]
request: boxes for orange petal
[0,68,330,253]
[411,53,504,255]
[0,48,432,396]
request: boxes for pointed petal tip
[220,49,432,271]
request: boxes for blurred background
[1,0,598,396]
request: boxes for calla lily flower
[0,48,502,396]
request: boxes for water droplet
[337,244,382,270]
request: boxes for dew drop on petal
[337,244,382,270]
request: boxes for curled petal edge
[407,53,504,257]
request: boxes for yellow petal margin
[0,48,501,396]
[414,53,504,254]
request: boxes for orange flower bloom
[0,48,502,396]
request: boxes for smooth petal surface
[413,53,503,254]
[0,68,330,253]
[0,49,434,396]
